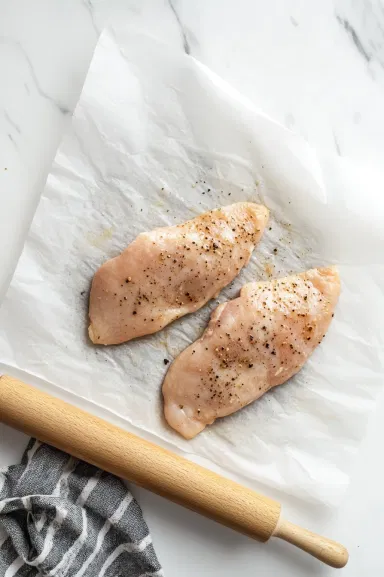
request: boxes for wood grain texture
[274,519,349,568]
[0,375,349,567]
[0,375,280,542]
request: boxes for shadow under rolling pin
[0,375,348,569]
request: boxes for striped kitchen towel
[0,439,163,577]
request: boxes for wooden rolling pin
[0,375,348,568]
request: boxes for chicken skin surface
[163,267,340,439]
[89,203,269,345]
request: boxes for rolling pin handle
[273,518,349,569]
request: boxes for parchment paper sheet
[1,24,383,506]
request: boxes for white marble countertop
[1,1,384,575]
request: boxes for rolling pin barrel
[0,376,348,568]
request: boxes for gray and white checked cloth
[0,439,163,577]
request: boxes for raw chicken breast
[89,203,269,345]
[163,267,340,439]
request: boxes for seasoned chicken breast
[163,267,340,439]
[89,203,269,345]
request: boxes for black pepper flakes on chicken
[88,203,269,345]
[162,267,340,439]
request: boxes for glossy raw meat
[89,203,269,345]
[163,267,340,439]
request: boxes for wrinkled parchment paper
[1,25,384,506]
